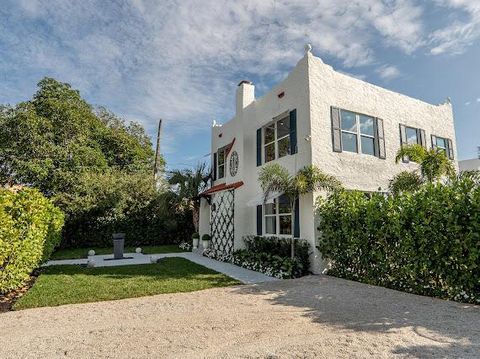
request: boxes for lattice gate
[210,189,234,256]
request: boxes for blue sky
[0,1,479,169]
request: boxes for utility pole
[153,119,162,180]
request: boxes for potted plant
[202,234,211,249]
[192,232,200,249]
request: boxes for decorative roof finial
[304,43,312,54]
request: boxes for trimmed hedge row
[0,188,64,293]
[317,176,480,304]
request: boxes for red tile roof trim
[199,181,244,196]
[225,137,236,156]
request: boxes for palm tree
[390,144,455,194]
[168,163,209,232]
[258,163,342,258]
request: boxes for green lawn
[14,258,240,310]
[50,244,186,260]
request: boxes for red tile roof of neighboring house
[199,181,244,196]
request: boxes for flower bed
[203,235,310,279]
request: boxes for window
[263,115,290,163]
[340,110,376,156]
[264,194,292,235]
[405,127,419,145]
[435,136,448,155]
[217,146,227,179]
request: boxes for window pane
[406,127,418,144]
[436,137,446,149]
[279,215,292,235]
[265,216,276,234]
[361,136,375,156]
[359,115,374,136]
[264,201,276,215]
[218,149,225,164]
[264,143,275,162]
[278,195,290,214]
[264,124,275,144]
[276,117,290,138]
[341,110,356,132]
[278,136,290,158]
[218,165,225,179]
[342,132,358,152]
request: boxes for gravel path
[1,275,478,358]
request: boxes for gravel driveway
[1,275,478,358]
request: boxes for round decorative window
[229,151,239,177]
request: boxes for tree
[0,77,167,247]
[258,163,342,258]
[390,144,455,194]
[168,163,209,232]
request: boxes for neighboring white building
[198,46,457,273]
[459,158,480,171]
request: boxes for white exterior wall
[200,51,458,274]
[459,158,480,171]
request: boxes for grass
[50,244,186,260]
[14,257,240,310]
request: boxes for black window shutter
[419,129,427,148]
[256,128,262,166]
[294,198,300,238]
[447,139,454,160]
[399,124,408,163]
[431,135,437,150]
[331,107,342,152]
[289,109,297,155]
[213,152,217,181]
[256,205,262,235]
[375,118,386,159]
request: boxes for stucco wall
[308,53,457,191]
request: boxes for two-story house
[198,46,457,273]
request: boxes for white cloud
[430,1,480,55]
[376,65,401,80]
[2,0,479,161]
[477,98,480,102]
[465,102,471,106]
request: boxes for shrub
[202,234,211,241]
[203,236,311,279]
[192,232,200,239]
[317,175,480,304]
[0,188,64,293]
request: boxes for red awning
[199,181,244,196]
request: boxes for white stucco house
[198,46,457,273]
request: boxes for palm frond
[395,144,427,164]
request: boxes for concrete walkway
[44,252,278,284]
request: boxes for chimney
[236,80,255,116]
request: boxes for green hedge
[0,188,64,293]
[317,176,480,304]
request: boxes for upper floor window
[264,115,290,163]
[340,110,376,156]
[264,194,292,235]
[432,135,454,160]
[217,146,227,179]
[399,124,426,163]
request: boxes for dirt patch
[0,270,40,312]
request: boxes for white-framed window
[264,195,292,235]
[217,146,227,179]
[340,110,375,156]
[264,115,290,163]
[405,126,420,145]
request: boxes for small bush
[192,232,200,239]
[202,234,211,241]
[0,188,64,293]
[203,236,311,279]
[317,175,480,304]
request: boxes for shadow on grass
[232,275,480,358]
